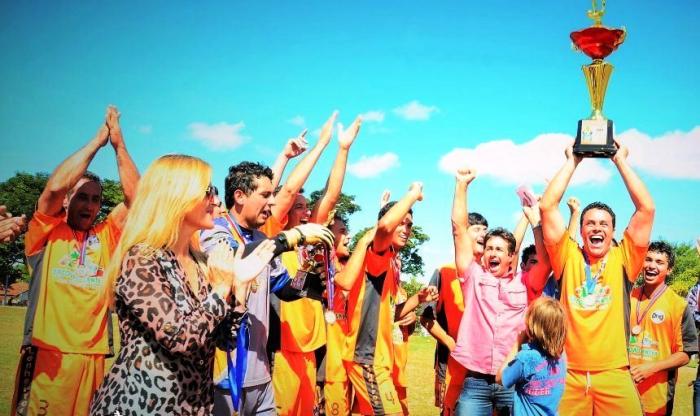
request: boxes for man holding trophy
[539,1,656,414]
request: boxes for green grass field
[0,306,696,415]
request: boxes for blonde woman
[89,155,275,415]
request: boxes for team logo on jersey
[651,310,665,324]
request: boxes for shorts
[560,367,643,416]
[345,362,402,415]
[12,347,105,416]
[324,380,352,416]
[272,350,317,415]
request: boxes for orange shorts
[443,357,466,416]
[560,367,643,416]
[345,362,402,415]
[13,347,105,416]
[272,350,318,415]
[324,380,352,416]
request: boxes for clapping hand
[283,130,309,159]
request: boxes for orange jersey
[629,287,695,414]
[545,230,647,371]
[343,245,400,370]
[279,250,326,352]
[23,210,121,354]
[392,287,410,388]
[260,214,286,238]
[325,286,350,382]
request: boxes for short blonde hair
[525,297,567,359]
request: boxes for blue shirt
[501,343,566,416]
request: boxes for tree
[307,190,361,224]
[0,172,124,286]
[667,242,700,297]
[350,225,430,277]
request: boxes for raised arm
[373,182,423,254]
[511,213,529,272]
[396,286,437,318]
[270,131,308,189]
[37,110,110,216]
[566,196,581,240]
[522,203,552,297]
[335,228,376,291]
[310,116,362,224]
[106,106,139,208]
[272,111,337,222]
[452,168,476,278]
[612,143,655,246]
[539,146,581,245]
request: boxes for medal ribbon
[222,212,250,411]
[582,252,608,296]
[324,245,336,311]
[635,284,668,328]
[72,229,91,266]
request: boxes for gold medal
[631,325,641,335]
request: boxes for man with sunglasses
[12,106,139,416]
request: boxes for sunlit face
[65,178,102,231]
[643,251,672,287]
[235,176,275,229]
[392,213,413,249]
[483,236,514,277]
[580,209,614,261]
[183,184,218,231]
[330,218,350,260]
[468,223,488,259]
[521,253,538,273]
[287,194,310,228]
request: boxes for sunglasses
[205,185,218,199]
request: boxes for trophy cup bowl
[570,24,626,158]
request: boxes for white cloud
[619,127,700,179]
[438,126,700,186]
[359,110,385,123]
[348,152,400,179]
[287,115,305,128]
[393,100,438,121]
[188,121,249,151]
[438,133,612,186]
[138,125,152,134]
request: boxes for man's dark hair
[521,244,536,265]
[648,241,676,270]
[224,162,273,209]
[468,212,488,228]
[378,201,412,221]
[484,227,517,254]
[580,201,616,229]
[69,171,102,197]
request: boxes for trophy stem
[582,60,613,120]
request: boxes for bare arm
[566,197,581,240]
[334,228,376,291]
[630,352,690,384]
[452,168,476,278]
[396,286,438,318]
[522,204,552,296]
[420,316,457,351]
[511,213,529,272]
[272,111,337,222]
[37,111,110,216]
[310,116,361,224]
[539,146,581,246]
[106,106,139,209]
[612,144,655,246]
[373,182,423,254]
[270,131,308,189]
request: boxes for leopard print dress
[89,244,242,416]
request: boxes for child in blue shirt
[497,297,567,416]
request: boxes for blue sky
[1,1,698,280]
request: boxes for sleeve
[619,229,649,283]
[680,303,699,355]
[116,246,230,356]
[24,210,63,256]
[686,285,700,324]
[543,233,578,281]
[421,269,441,320]
[500,355,524,389]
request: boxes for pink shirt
[450,262,528,375]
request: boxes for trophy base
[574,119,617,158]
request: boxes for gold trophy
[570,0,626,157]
